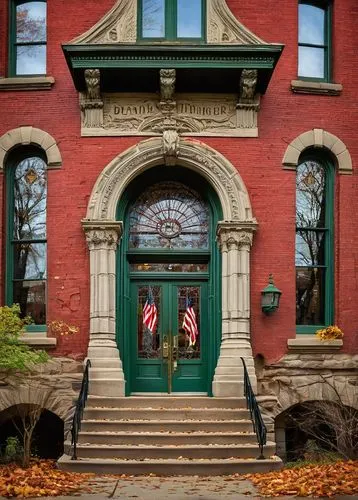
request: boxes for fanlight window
[128,182,209,250]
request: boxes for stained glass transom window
[128,182,209,249]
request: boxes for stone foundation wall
[0,358,83,437]
[255,353,358,445]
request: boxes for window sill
[0,76,55,91]
[291,80,342,96]
[287,335,343,353]
[20,332,57,349]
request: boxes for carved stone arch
[83,137,258,398]
[0,126,62,169]
[282,129,352,175]
[86,137,255,223]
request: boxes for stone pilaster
[82,220,125,396]
[212,221,257,397]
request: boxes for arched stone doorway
[117,167,221,395]
[82,137,257,397]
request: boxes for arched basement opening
[0,405,64,461]
[275,401,358,462]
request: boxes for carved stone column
[82,220,125,396]
[212,221,257,397]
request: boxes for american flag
[143,287,158,334]
[182,297,199,346]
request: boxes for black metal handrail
[71,359,91,460]
[240,357,267,459]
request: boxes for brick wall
[0,1,357,362]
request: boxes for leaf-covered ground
[0,459,357,497]
[244,460,358,497]
[0,460,92,498]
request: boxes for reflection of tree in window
[14,1,46,75]
[296,158,332,326]
[11,155,47,324]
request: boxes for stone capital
[216,220,257,251]
[82,220,123,251]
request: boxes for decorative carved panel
[82,92,259,137]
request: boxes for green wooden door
[129,280,208,393]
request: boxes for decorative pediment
[63,1,284,138]
[69,0,266,46]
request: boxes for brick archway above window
[0,126,62,169]
[282,129,352,175]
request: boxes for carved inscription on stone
[82,93,259,137]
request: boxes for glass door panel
[130,281,208,393]
[137,285,161,359]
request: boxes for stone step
[58,454,282,475]
[90,369,125,379]
[89,359,123,368]
[81,420,253,433]
[78,431,259,446]
[86,396,247,409]
[83,408,250,421]
[69,442,276,460]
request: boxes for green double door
[129,280,208,393]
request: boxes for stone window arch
[282,129,352,175]
[0,126,62,170]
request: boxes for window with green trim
[9,0,47,76]
[6,148,47,326]
[298,1,331,81]
[139,0,204,41]
[295,153,334,333]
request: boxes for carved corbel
[158,69,177,130]
[80,69,104,128]
[236,69,260,130]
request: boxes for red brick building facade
[0,0,357,462]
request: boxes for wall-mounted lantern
[261,274,281,315]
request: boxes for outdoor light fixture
[261,274,282,315]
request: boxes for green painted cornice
[62,43,284,94]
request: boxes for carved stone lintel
[82,220,123,251]
[216,221,257,252]
[81,69,104,128]
[162,130,180,166]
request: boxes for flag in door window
[143,287,158,334]
[182,297,198,346]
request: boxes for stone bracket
[80,69,104,128]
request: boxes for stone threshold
[287,335,343,353]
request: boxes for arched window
[128,181,209,250]
[6,148,47,327]
[139,0,204,40]
[295,152,334,332]
[298,1,331,81]
[10,0,47,76]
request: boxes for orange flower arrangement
[315,325,344,340]
[47,320,79,337]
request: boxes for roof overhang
[62,43,284,94]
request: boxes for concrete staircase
[58,396,282,475]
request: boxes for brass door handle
[162,335,169,358]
